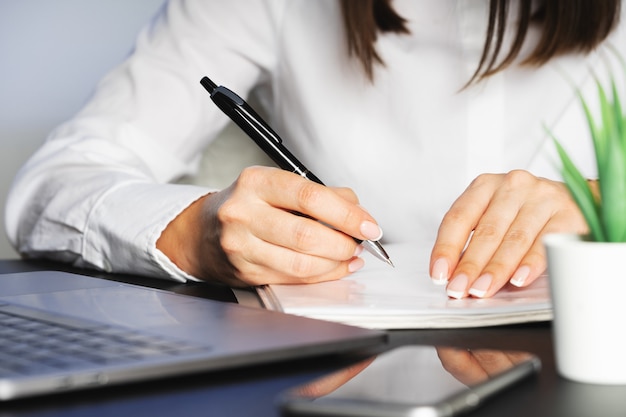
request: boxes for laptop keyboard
[0,302,211,377]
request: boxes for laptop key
[0,301,214,379]
[0,304,108,331]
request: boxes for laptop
[0,270,385,400]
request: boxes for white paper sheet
[257,243,552,329]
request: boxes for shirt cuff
[83,181,216,282]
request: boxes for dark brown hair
[340,0,621,84]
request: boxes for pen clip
[200,76,321,182]
[201,77,283,145]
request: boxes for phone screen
[279,345,540,417]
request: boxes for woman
[6,0,623,298]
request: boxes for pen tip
[386,259,395,268]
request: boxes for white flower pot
[544,233,626,385]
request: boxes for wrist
[156,194,211,278]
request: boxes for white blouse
[6,0,626,281]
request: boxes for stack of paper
[257,243,552,329]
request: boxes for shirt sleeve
[4,0,285,281]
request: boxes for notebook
[257,243,552,329]
[0,270,385,400]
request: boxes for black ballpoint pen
[200,76,393,267]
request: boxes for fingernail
[431,258,449,285]
[447,274,468,299]
[348,257,365,273]
[469,273,492,298]
[360,221,383,241]
[510,265,530,287]
[353,245,364,257]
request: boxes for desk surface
[1,260,625,417]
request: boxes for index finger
[259,168,384,242]
[430,175,496,283]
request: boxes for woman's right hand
[157,166,384,286]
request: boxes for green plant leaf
[596,79,613,181]
[601,134,626,241]
[551,136,606,241]
[577,88,604,175]
[552,55,626,243]
[594,77,626,241]
[612,78,624,142]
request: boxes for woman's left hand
[430,170,589,299]
[436,347,535,385]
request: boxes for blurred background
[0,0,270,260]
[0,0,167,258]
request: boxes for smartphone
[278,344,540,417]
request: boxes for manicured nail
[469,273,492,298]
[353,245,364,257]
[360,221,383,241]
[348,257,365,273]
[447,274,468,299]
[431,258,449,285]
[510,265,530,287]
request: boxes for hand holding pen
[200,77,393,268]
[157,78,392,286]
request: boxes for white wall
[0,0,170,259]
[0,0,272,260]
